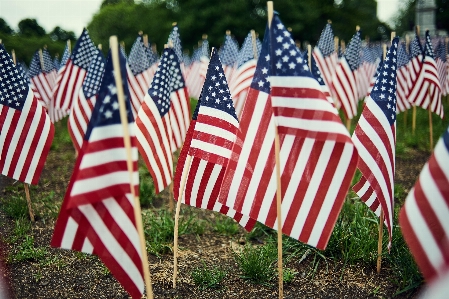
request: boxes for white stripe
[71,171,139,196]
[187,159,207,207]
[270,76,321,89]
[275,116,349,136]
[190,139,232,159]
[60,216,79,249]
[193,122,237,143]
[81,238,94,254]
[78,200,144,291]
[434,139,449,181]
[198,106,239,128]
[80,147,136,169]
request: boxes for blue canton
[0,44,29,110]
[42,49,56,73]
[71,29,97,69]
[167,48,185,91]
[200,48,237,121]
[168,25,183,64]
[362,46,376,64]
[270,14,313,78]
[437,40,447,62]
[28,51,42,78]
[183,53,191,67]
[424,30,435,59]
[82,49,105,98]
[220,34,239,67]
[370,37,399,125]
[201,39,209,58]
[317,23,334,57]
[59,43,70,69]
[129,35,151,76]
[53,56,60,70]
[16,62,30,84]
[410,35,423,58]
[397,42,409,68]
[236,32,261,68]
[250,26,271,94]
[345,31,362,71]
[149,49,173,117]
[86,47,132,138]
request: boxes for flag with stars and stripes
[51,46,145,299]
[399,123,449,282]
[185,47,203,99]
[173,48,256,231]
[68,48,105,153]
[219,33,239,82]
[407,33,426,110]
[306,47,335,105]
[42,48,57,87]
[219,15,358,250]
[352,37,399,249]
[28,51,53,110]
[167,50,190,150]
[53,28,97,113]
[333,30,362,119]
[435,40,448,97]
[313,23,338,102]
[127,35,152,117]
[135,48,175,193]
[228,31,262,118]
[396,42,412,113]
[0,44,55,185]
[359,46,378,98]
[168,24,183,65]
[53,55,60,70]
[59,43,70,70]
[422,31,444,119]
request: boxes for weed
[7,235,47,263]
[139,179,155,208]
[214,216,240,236]
[246,222,274,242]
[6,218,31,244]
[282,268,297,283]
[232,243,277,285]
[191,261,226,290]
[1,195,29,219]
[39,255,67,270]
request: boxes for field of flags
[1,2,449,297]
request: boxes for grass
[213,215,240,236]
[6,218,31,244]
[7,235,47,263]
[191,262,227,290]
[1,194,29,220]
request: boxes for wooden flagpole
[67,39,71,53]
[404,34,410,130]
[173,155,192,288]
[429,108,433,150]
[267,2,283,298]
[251,30,259,61]
[307,44,312,71]
[412,26,420,135]
[110,35,153,299]
[12,50,35,223]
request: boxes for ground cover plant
[0,101,448,298]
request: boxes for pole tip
[98,44,102,50]
[287,27,292,32]
[327,19,332,24]
[172,22,177,26]
[356,25,360,31]
[226,30,231,35]
[202,34,208,40]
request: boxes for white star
[265,54,270,61]
[104,110,113,118]
[112,102,119,110]
[258,80,264,87]
[276,62,282,69]
[211,75,216,81]
[108,84,117,94]
[289,62,295,69]
[262,67,268,74]
[276,36,283,43]
[275,49,282,56]
[282,55,289,62]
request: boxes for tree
[18,18,46,37]
[0,18,14,35]
[49,26,76,41]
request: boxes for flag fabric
[127,35,152,117]
[396,42,412,113]
[173,48,256,230]
[59,43,70,70]
[333,30,362,119]
[307,47,335,105]
[53,29,97,112]
[359,46,378,98]
[313,23,338,101]
[16,60,45,110]
[399,124,449,281]
[167,50,190,150]
[135,49,175,193]
[53,55,60,70]
[352,37,399,248]
[185,47,203,99]
[422,31,444,119]
[168,24,183,66]
[0,44,55,185]
[436,40,448,97]
[67,48,105,153]
[219,15,358,250]
[228,31,261,118]
[51,47,145,299]
[42,48,58,87]
[28,51,53,109]
[219,33,239,82]
[407,33,428,111]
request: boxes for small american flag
[359,46,378,98]
[51,47,145,299]
[228,31,261,118]
[399,124,449,282]
[185,47,204,99]
[59,43,70,70]
[307,47,335,105]
[0,44,55,185]
[28,51,53,109]
[53,28,97,113]
[219,33,239,82]
[313,23,338,102]
[333,30,362,119]
[135,48,175,193]
[168,24,183,64]
[407,33,426,110]
[173,48,256,230]
[352,37,399,248]
[68,48,105,152]
[396,42,412,113]
[220,16,358,250]
[435,40,448,97]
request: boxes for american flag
[135,48,174,193]
[42,48,57,86]
[53,28,97,113]
[307,47,335,105]
[396,42,412,113]
[352,37,399,248]
[0,44,55,185]
[168,50,190,150]
[228,31,261,118]
[68,48,105,153]
[53,54,60,70]
[399,124,449,281]
[359,46,378,98]
[168,24,183,64]
[173,48,256,230]
[219,15,358,250]
[143,37,159,88]
[28,51,53,109]
[435,40,448,97]
[407,33,426,110]
[333,30,362,119]
[219,33,239,82]
[423,31,444,119]
[127,35,152,117]
[16,61,45,109]
[313,23,338,102]
[59,43,70,70]
[185,47,203,99]
[51,47,145,299]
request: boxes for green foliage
[191,261,226,290]
[18,18,46,37]
[139,179,155,208]
[6,218,31,244]
[282,268,297,283]
[7,235,47,263]
[0,18,14,34]
[49,26,76,42]
[246,222,274,241]
[1,195,29,220]
[232,243,277,285]
[213,216,240,236]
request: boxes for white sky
[0,0,399,37]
